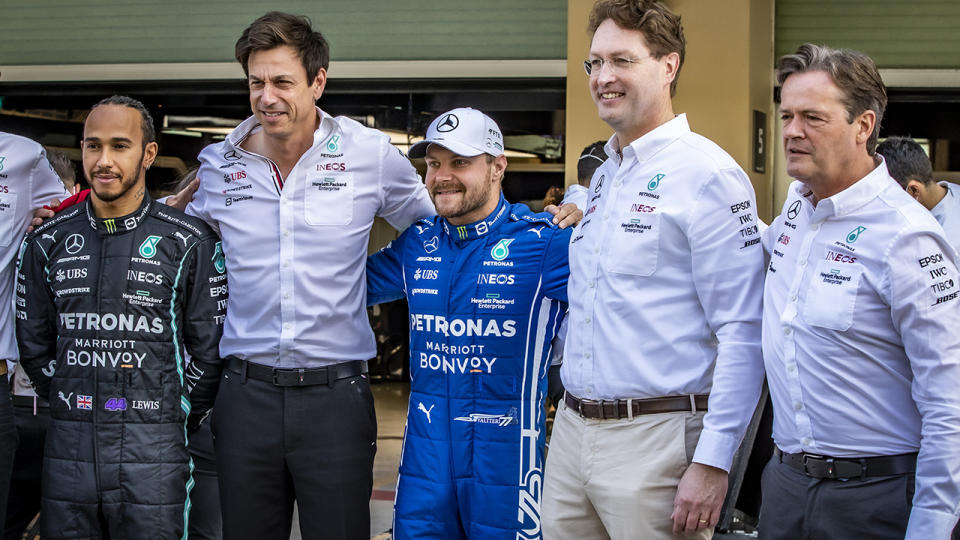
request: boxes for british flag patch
[77,395,92,410]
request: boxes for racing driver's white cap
[408,107,504,159]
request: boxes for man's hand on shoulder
[545,203,583,229]
[671,462,728,535]
[165,177,200,212]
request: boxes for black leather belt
[565,392,709,419]
[12,395,49,408]
[776,447,917,480]
[226,357,366,387]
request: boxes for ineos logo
[436,114,459,132]
[787,200,801,220]
[65,234,85,255]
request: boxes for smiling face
[247,45,325,141]
[779,70,875,196]
[588,18,678,145]
[424,145,507,226]
[82,104,157,217]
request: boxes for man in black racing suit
[15,96,225,539]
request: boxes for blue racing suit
[367,195,570,539]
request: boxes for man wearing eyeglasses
[541,1,766,539]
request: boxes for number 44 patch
[104,397,128,412]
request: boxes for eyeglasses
[583,56,650,76]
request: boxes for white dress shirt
[1,133,67,370]
[190,108,434,367]
[562,114,766,471]
[931,181,960,255]
[762,160,960,538]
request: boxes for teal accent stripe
[169,241,199,540]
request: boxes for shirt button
[790,293,798,302]
[794,402,803,411]
[283,293,290,299]
[584,317,592,324]
[283,230,290,237]
[799,259,807,267]
[787,364,796,373]
[283,323,291,330]
[585,387,593,396]
[283,260,290,268]
[588,280,596,288]
[783,326,792,336]
[802,437,812,446]
[585,352,592,359]
[810,223,820,231]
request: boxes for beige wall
[565,0,776,221]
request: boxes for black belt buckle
[802,454,863,479]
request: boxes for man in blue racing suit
[366,108,572,539]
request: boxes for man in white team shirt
[877,136,960,254]
[0,132,68,533]
[541,1,766,538]
[760,43,960,539]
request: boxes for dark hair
[578,140,607,182]
[777,43,887,154]
[236,12,330,80]
[588,0,685,96]
[91,95,156,146]
[876,136,934,187]
[45,149,76,187]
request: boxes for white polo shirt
[762,160,960,538]
[562,114,766,471]
[190,108,434,368]
[1,133,67,365]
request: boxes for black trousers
[758,454,914,540]
[0,386,16,537]
[212,368,377,540]
[189,414,221,540]
[3,399,49,540]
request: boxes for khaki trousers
[542,401,712,540]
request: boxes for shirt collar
[86,195,152,234]
[226,107,336,151]
[808,156,892,223]
[604,114,689,166]
[932,181,955,221]
[441,194,509,241]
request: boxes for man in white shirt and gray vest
[541,1,766,538]
[761,43,960,539]
[186,13,436,540]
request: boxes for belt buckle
[272,368,283,386]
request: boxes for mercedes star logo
[65,234,85,255]
[787,200,801,220]
[224,150,241,161]
[594,174,604,193]
[436,114,459,133]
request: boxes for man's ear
[492,154,508,182]
[142,141,159,170]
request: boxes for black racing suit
[15,196,226,540]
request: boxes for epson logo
[477,274,515,285]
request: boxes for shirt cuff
[691,428,739,472]
[905,506,959,540]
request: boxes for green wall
[0,0,566,65]
[776,0,960,68]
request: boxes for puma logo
[417,402,435,424]
[58,391,74,410]
[528,227,544,238]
